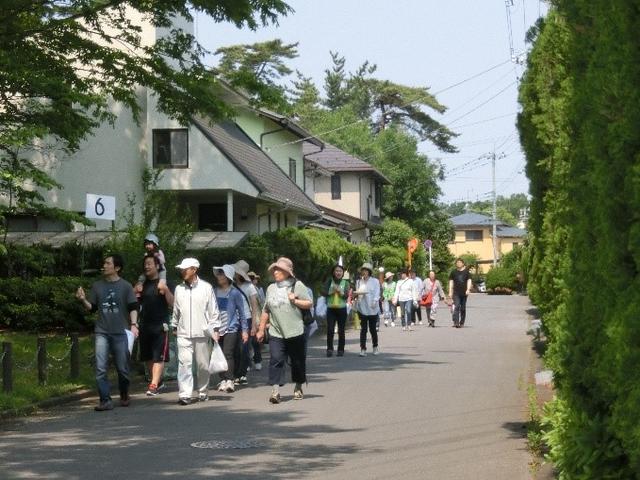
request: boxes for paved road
[1,294,533,480]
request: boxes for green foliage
[519,2,640,476]
[0,276,94,331]
[485,266,516,293]
[107,168,194,282]
[214,39,298,112]
[0,242,104,279]
[0,0,291,230]
[443,193,529,226]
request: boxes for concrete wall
[38,92,148,230]
[314,172,361,218]
[235,111,306,192]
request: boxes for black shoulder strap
[233,285,250,306]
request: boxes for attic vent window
[153,129,188,168]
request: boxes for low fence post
[70,333,80,380]
[2,342,12,393]
[37,337,47,386]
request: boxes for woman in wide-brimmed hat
[256,257,312,403]
[354,262,381,357]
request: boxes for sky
[195,0,548,204]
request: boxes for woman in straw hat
[256,257,312,403]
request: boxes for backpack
[293,280,315,326]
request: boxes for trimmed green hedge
[485,266,516,294]
[518,3,640,476]
[0,276,95,332]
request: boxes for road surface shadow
[0,401,378,479]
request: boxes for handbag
[208,341,228,374]
[420,281,437,306]
[293,280,315,326]
[315,296,327,319]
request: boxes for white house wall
[314,172,362,219]
[147,94,259,197]
[38,92,148,230]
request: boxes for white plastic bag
[208,341,228,374]
[315,296,327,319]
[125,329,135,355]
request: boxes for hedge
[518,3,640,476]
[0,276,95,332]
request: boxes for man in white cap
[171,257,220,405]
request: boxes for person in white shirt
[171,258,220,405]
[354,263,381,357]
[410,269,424,326]
[393,268,420,331]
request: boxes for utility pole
[490,150,506,267]
[492,151,498,267]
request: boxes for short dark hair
[107,253,124,272]
[143,253,160,269]
[400,268,408,275]
[455,257,466,265]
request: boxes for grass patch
[0,331,95,411]
[527,384,547,457]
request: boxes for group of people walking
[76,233,473,411]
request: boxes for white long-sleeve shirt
[171,277,220,338]
[394,277,419,302]
[355,276,380,316]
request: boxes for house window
[153,129,188,168]
[374,182,382,209]
[512,242,519,248]
[198,204,227,231]
[465,230,483,241]
[288,158,296,182]
[331,174,341,199]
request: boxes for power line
[265,58,514,151]
[447,81,517,126]
[450,112,517,129]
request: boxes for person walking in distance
[393,268,419,331]
[322,264,351,357]
[256,257,312,403]
[172,258,220,405]
[423,271,445,327]
[448,258,472,328]
[409,269,424,326]
[139,254,174,396]
[75,254,139,411]
[382,271,396,327]
[355,263,381,357]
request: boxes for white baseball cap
[176,257,200,270]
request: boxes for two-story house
[448,212,527,272]
[303,142,389,243]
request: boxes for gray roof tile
[303,142,390,183]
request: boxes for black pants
[412,304,423,323]
[326,307,347,352]
[219,332,239,382]
[268,335,306,386]
[452,294,468,326]
[359,314,379,350]
[235,319,253,378]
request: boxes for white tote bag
[315,296,327,319]
[208,341,228,374]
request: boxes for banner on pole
[85,194,116,221]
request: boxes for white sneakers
[390,321,395,327]
[254,362,262,371]
[418,321,423,326]
[359,349,367,357]
[373,347,379,355]
[217,379,235,392]
[384,320,389,326]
